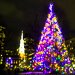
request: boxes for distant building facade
[0,26,5,65]
[24,37,35,68]
[66,38,75,57]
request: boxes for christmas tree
[32,4,72,74]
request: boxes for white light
[1,54,2,56]
[19,30,25,57]
[24,59,26,62]
[9,57,11,59]
[49,4,53,12]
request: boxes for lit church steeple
[19,30,25,58]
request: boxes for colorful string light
[32,3,74,74]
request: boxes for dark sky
[0,0,75,50]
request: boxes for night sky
[0,0,75,50]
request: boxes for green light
[56,69,58,71]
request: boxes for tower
[19,31,26,69]
[19,30,25,59]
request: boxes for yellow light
[37,51,44,54]
[55,63,58,68]
[16,61,18,64]
[70,41,72,43]
[57,66,60,71]
[14,66,17,69]
[48,14,51,18]
[5,64,8,67]
[35,63,37,66]
[39,41,42,44]
[47,28,50,31]
[50,64,52,67]
[52,17,57,22]
[28,58,32,60]
[71,47,73,50]
[20,53,25,58]
[29,53,34,56]
[73,64,75,68]
[38,62,41,65]
[0,61,2,64]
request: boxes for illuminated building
[0,26,5,64]
[19,31,25,58]
[5,49,19,70]
[18,31,35,70]
[66,38,75,57]
[24,37,35,70]
[66,38,75,72]
[19,31,26,69]
[0,26,19,69]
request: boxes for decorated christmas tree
[32,4,72,74]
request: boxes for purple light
[32,3,71,74]
[6,57,13,64]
